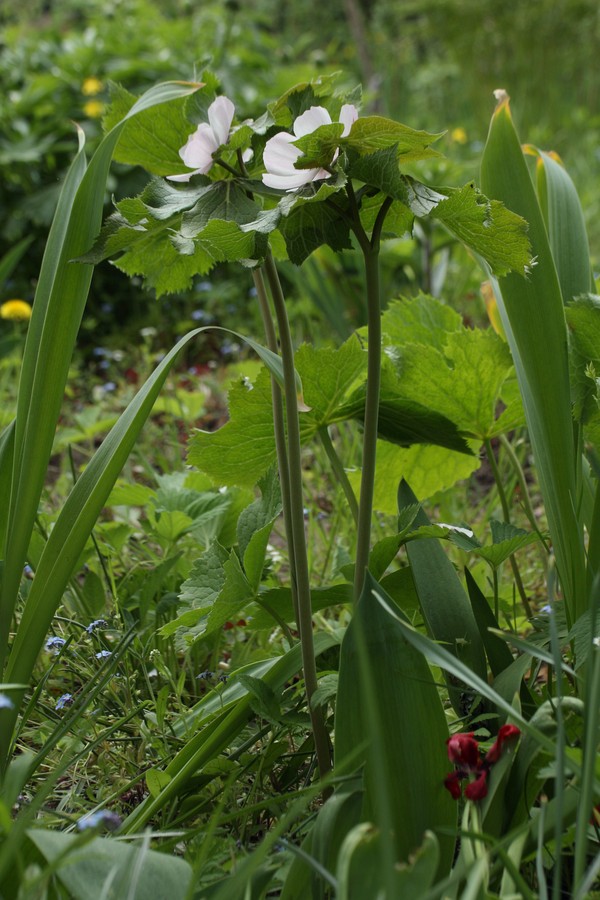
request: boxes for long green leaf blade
[0,82,200,672]
[480,93,586,623]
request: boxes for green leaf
[103,81,200,176]
[350,440,480,514]
[565,294,600,423]
[337,358,472,453]
[237,469,282,590]
[296,337,367,427]
[431,182,532,277]
[335,573,456,872]
[380,293,463,352]
[473,520,541,567]
[180,181,262,234]
[398,480,488,707]
[343,117,443,162]
[146,768,172,798]
[172,542,229,628]
[188,368,277,487]
[249,583,352,630]
[480,93,586,621]
[348,145,411,201]
[236,674,281,723]
[395,327,519,439]
[534,148,594,303]
[292,121,344,167]
[278,195,352,264]
[27,829,192,900]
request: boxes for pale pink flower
[262,104,358,192]
[168,96,235,182]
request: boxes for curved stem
[263,250,331,780]
[252,268,299,624]
[318,426,359,526]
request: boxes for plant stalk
[352,245,382,603]
[252,267,299,624]
[263,250,331,780]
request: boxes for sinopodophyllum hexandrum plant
[5,71,599,897]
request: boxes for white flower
[168,96,235,182]
[262,104,358,192]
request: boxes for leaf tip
[492,89,511,119]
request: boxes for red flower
[485,724,521,764]
[444,771,462,799]
[465,770,489,801]
[446,732,480,768]
[443,724,521,802]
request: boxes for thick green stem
[353,245,382,603]
[263,251,331,780]
[484,438,533,618]
[318,426,359,526]
[252,268,299,624]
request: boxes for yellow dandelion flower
[1,299,32,321]
[451,127,468,145]
[83,100,104,119]
[82,77,103,96]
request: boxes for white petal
[180,124,218,173]
[339,104,358,137]
[263,132,303,176]
[293,106,332,138]
[166,171,197,182]
[208,96,235,147]
[262,168,323,191]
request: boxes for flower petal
[339,103,359,136]
[262,169,322,191]
[446,732,480,769]
[208,95,235,147]
[293,105,332,138]
[180,124,218,172]
[443,771,462,800]
[485,724,520,764]
[263,132,304,175]
[465,770,488,801]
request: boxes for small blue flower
[540,604,553,615]
[45,636,66,652]
[191,309,210,322]
[196,280,212,292]
[86,619,108,634]
[103,382,117,393]
[23,564,34,578]
[0,694,15,710]
[196,670,214,681]
[92,347,109,357]
[56,693,74,710]
[77,809,122,832]
[95,650,112,659]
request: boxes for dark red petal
[465,770,488,801]
[443,771,462,800]
[486,724,521,764]
[446,732,480,769]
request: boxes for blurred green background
[1,0,598,351]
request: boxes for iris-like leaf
[335,572,456,872]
